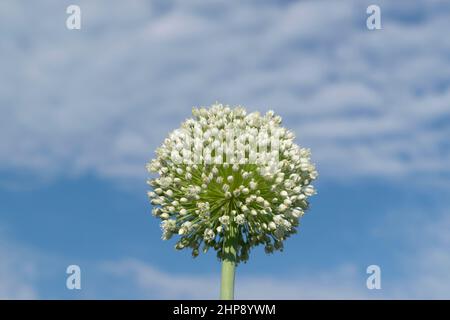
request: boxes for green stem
[220,257,236,299]
[220,227,237,300]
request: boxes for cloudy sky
[1,0,449,299]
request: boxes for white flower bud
[304,185,315,196]
[219,215,230,225]
[160,213,170,219]
[203,228,215,241]
[235,214,246,225]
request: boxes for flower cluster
[147,103,317,263]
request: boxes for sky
[0,0,449,299]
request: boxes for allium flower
[146,103,317,299]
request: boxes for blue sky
[1,0,449,299]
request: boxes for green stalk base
[220,225,237,300]
[220,258,236,300]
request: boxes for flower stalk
[220,225,237,299]
[220,249,236,299]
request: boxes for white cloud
[101,210,450,299]
[0,207,448,299]
[102,259,218,299]
[0,230,38,299]
[102,259,369,299]
[390,213,450,299]
[236,265,367,299]
[0,0,449,182]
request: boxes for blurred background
[0,0,449,299]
